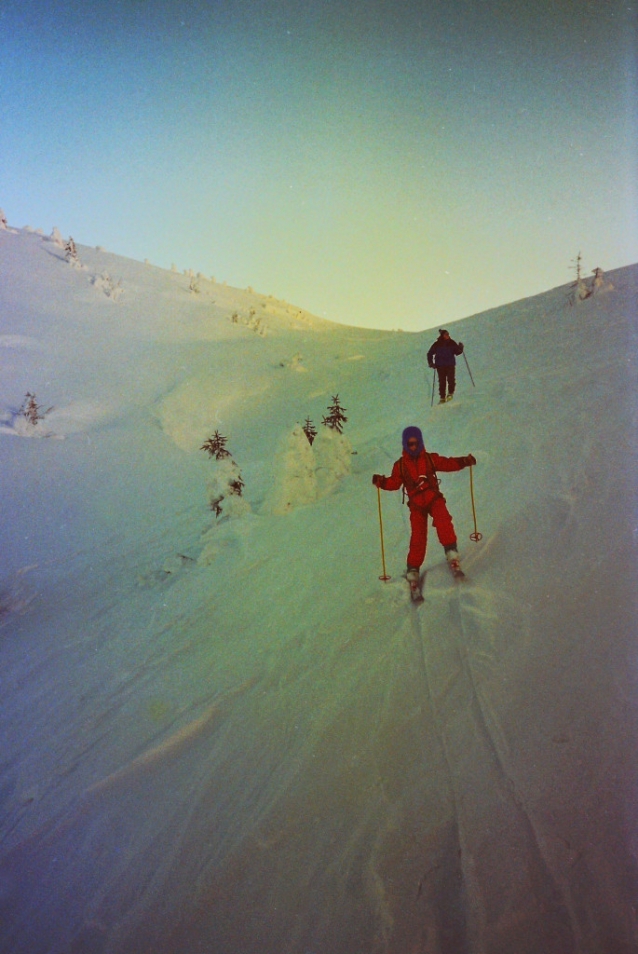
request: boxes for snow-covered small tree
[228,474,245,496]
[266,423,318,514]
[65,237,81,268]
[15,392,54,436]
[322,395,348,433]
[569,251,590,303]
[201,431,248,520]
[201,430,231,460]
[92,271,122,300]
[314,423,353,497]
[0,209,8,230]
[302,417,317,445]
[20,392,46,426]
[50,227,65,248]
[590,267,613,296]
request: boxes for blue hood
[402,426,424,458]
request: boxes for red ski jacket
[381,449,465,510]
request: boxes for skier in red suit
[372,426,475,584]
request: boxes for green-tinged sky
[1,0,636,330]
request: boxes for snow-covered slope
[0,228,636,954]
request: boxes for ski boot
[406,566,424,603]
[444,546,465,580]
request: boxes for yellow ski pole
[377,486,391,580]
[469,464,482,542]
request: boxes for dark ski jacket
[427,335,464,368]
[380,448,465,511]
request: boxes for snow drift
[0,227,636,953]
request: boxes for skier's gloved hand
[460,454,476,467]
[427,361,434,369]
[372,474,385,487]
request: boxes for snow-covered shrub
[314,425,353,497]
[21,392,46,425]
[267,423,318,514]
[590,267,614,296]
[12,392,54,437]
[206,458,250,519]
[267,419,352,513]
[92,271,123,300]
[289,352,305,371]
[49,227,65,248]
[201,431,249,520]
[65,237,83,269]
[228,309,267,336]
[0,210,18,234]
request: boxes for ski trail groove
[412,589,577,953]
[410,604,473,954]
[452,588,584,950]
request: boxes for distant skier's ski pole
[463,351,476,388]
[376,486,391,580]
[430,369,436,407]
[469,465,482,542]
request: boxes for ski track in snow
[411,584,575,954]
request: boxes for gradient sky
[1,0,636,330]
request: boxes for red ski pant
[407,497,457,569]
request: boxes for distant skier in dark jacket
[372,426,475,598]
[427,329,464,403]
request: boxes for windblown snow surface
[0,229,637,954]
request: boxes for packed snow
[0,226,636,953]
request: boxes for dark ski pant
[407,497,457,569]
[436,365,456,399]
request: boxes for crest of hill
[0,227,343,343]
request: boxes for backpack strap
[400,453,442,505]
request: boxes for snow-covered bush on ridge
[65,237,84,270]
[92,271,123,301]
[569,254,614,304]
[48,227,65,248]
[590,266,614,296]
[0,209,18,234]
